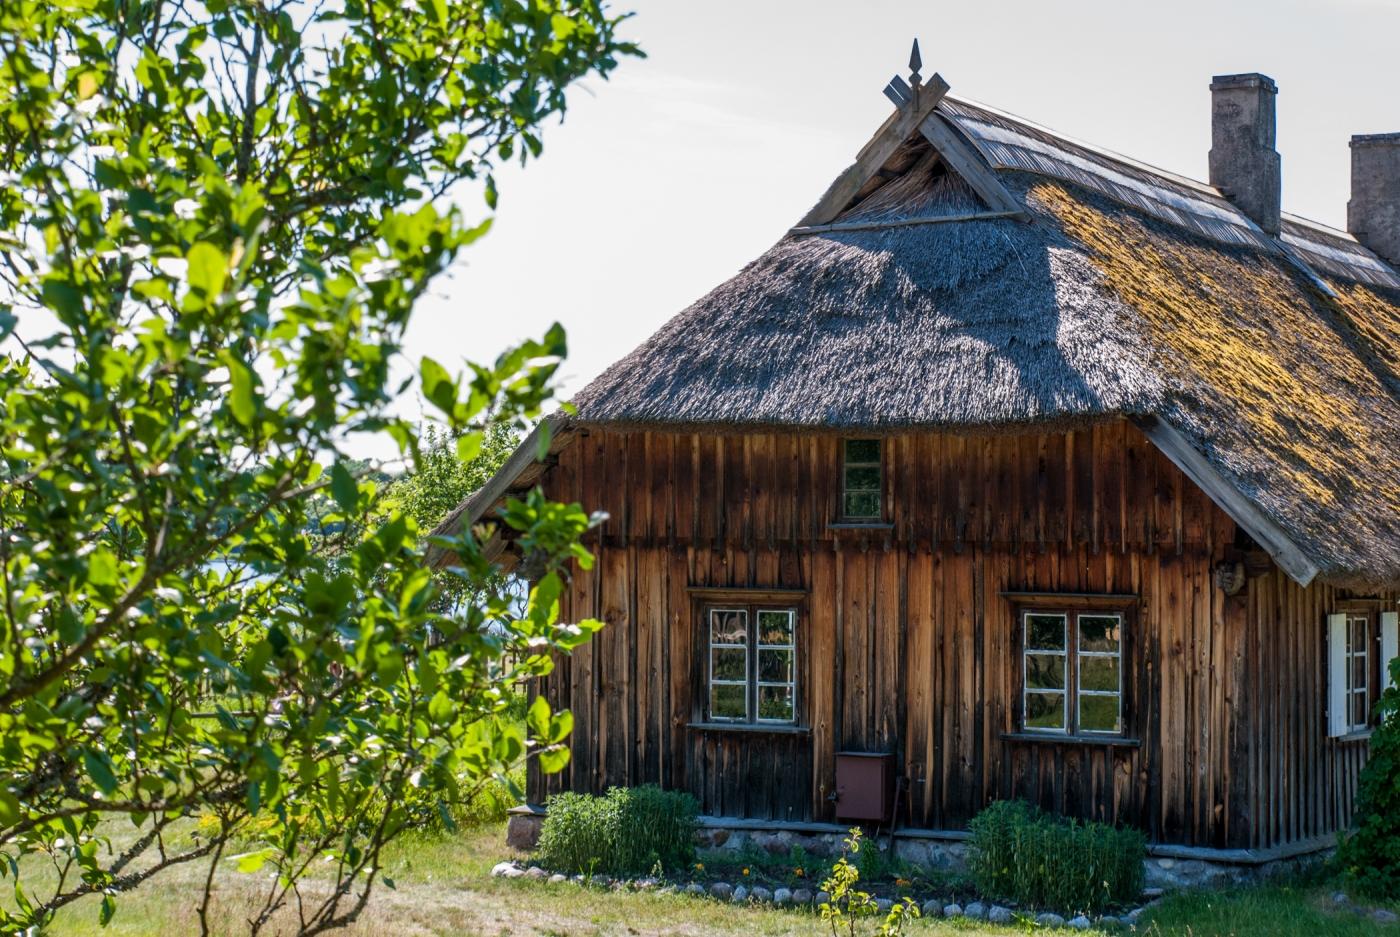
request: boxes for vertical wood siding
[527,420,1386,849]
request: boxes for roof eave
[1133,415,1321,587]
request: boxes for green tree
[0,1,636,933]
[376,423,520,613]
[1338,658,1400,898]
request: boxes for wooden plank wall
[1236,571,1396,848]
[527,420,1385,849]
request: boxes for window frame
[1012,596,1132,740]
[1346,610,1371,735]
[840,438,883,522]
[700,600,801,727]
[1332,604,1384,737]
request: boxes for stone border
[692,823,1333,892]
[503,808,1337,912]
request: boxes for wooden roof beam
[917,112,1027,219]
[424,414,576,570]
[795,73,950,228]
[1136,416,1320,586]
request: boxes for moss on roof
[1032,180,1400,586]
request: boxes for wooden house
[438,56,1400,864]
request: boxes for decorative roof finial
[909,39,923,91]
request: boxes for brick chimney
[1348,133,1400,267]
[1209,73,1281,235]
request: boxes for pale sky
[388,0,1400,459]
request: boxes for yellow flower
[742,867,750,876]
[694,863,704,871]
[795,869,805,877]
[895,878,910,886]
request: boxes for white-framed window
[706,606,798,724]
[708,608,749,721]
[841,439,882,520]
[1348,613,1370,732]
[1023,612,1068,732]
[756,610,797,722]
[1022,609,1123,736]
[1328,608,1397,737]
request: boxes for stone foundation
[512,810,1333,893]
[693,821,1332,891]
[1143,849,1331,890]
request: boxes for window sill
[688,722,811,736]
[1001,732,1141,748]
[827,522,895,530]
[1332,729,1373,743]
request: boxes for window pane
[759,648,793,682]
[1026,653,1065,690]
[711,647,747,682]
[845,439,879,463]
[1079,615,1121,653]
[1352,691,1369,727]
[1079,694,1122,733]
[758,610,794,646]
[1025,692,1065,730]
[844,492,880,518]
[711,683,747,720]
[1080,656,1120,692]
[1353,654,1368,689]
[844,466,880,490]
[758,685,794,722]
[1351,617,1367,652]
[1026,614,1066,651]
[710,609,747,645]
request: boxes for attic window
[842,439,882,521]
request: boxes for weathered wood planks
[527,420,1390,849]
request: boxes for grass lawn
[24,823,1400,936]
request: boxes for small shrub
[535,785,698,876]
[1338,664,1400,899]
[819,828,920,937]
[968,799,1145,914]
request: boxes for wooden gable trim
[789,209,1023,237]
[795,74,950,228]
[424,414,578,571]
[917,112,1026,218]
[1135,416,1320,586]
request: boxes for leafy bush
[536,786,699,876]
[818,828,920,937]
[968,799,1145,914]
[1338,661,1400,898]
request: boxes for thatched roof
[457,93,1400,589]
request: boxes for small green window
[842,439,882,520]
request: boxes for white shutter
[1328,613,1349,737]
[1383,611,1399,693]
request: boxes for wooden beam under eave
[795,74,950,229]
[424,415,576,570]
[1135,416,1320,587]
[917,112,1026,219]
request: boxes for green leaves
[330,463,360,513]
[83,749,119,795]
[420,356,457,417]
[228,358,258,427]
[0,0,634,931]
[0,790,20,827]
[186,241,227,304]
